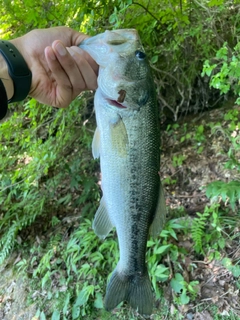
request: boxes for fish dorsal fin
[149,179,167,238]
[110,117,129,157]
[93,197,114,239]
[92,127,100,159]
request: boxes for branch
[132,1,160,23]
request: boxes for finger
[67,47,98,91]
[52,41,91,94]
[44,45,74,107]
[45,44,71,86]
[69,46,99,76]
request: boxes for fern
[0,194,46,264]
[206,180,240,211]
[191,207,211,254]
[0,224,17,264]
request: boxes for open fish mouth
[107,89,127,109]
[99,87,128,110]
[107,99,127,109]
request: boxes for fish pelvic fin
[93,197,114,239]
[149,179,167,238]
[104,267,153,316]
[92,126,100,159]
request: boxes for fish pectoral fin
[93,197,114,239]
[92,126,100,159]
[149,179,167,238]
[110,117,129,157]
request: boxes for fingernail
[55,42,67,56]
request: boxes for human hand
[10,26,98,108]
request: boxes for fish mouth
[107,99,127,109]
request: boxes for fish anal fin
[110,118,128,157]
[104,267,153,316]
[149,179,167,238]
[92,127,100,159]
[93,197,114,239]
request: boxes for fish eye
[135,50,146,60]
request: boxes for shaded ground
[0,104,239,319]
[159,104,240,319]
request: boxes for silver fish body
[79,29,166,315]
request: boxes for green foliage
[202,42,240,101]
[191,204,224,254]
[172,154,186,167]
[0,95,98,264]
[147,218,195,302]
[28,218,118,318]
[0,0,126,37]
[166,122,207,155]
[170,273,199,305]
[206,180,240,211]
[140,0,240,118]
[222,257,240,278]
[205,108,240,214]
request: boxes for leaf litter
[159,104,240,319]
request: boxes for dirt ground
[159,104,240,319]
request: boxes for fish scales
[79,29,166,316]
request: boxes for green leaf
[151,55,158,64]
[63,292,70,315]
[72,305,80,320]
[154,265,169,280]
[208,0,224,6]
[41,270,51,289]
[180,289,190,304]
[154,244,172,255]
[169,222,185,229]
[94,292,104,309]
[109,14,116,24]
[147,240,156,247]
[75,290,88,307]
[169,228,178,240]
[74,285,94,308]
[40,312,47,320]
[216,44,228,60]
[51,310,60,320]
[232,265,240,277]
[170,273,184,293]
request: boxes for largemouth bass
[79,29,166,316]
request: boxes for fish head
[79,29,154,111]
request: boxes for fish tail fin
[128,272,153,315]
[104,267,153,315]
[104,269,128,312]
